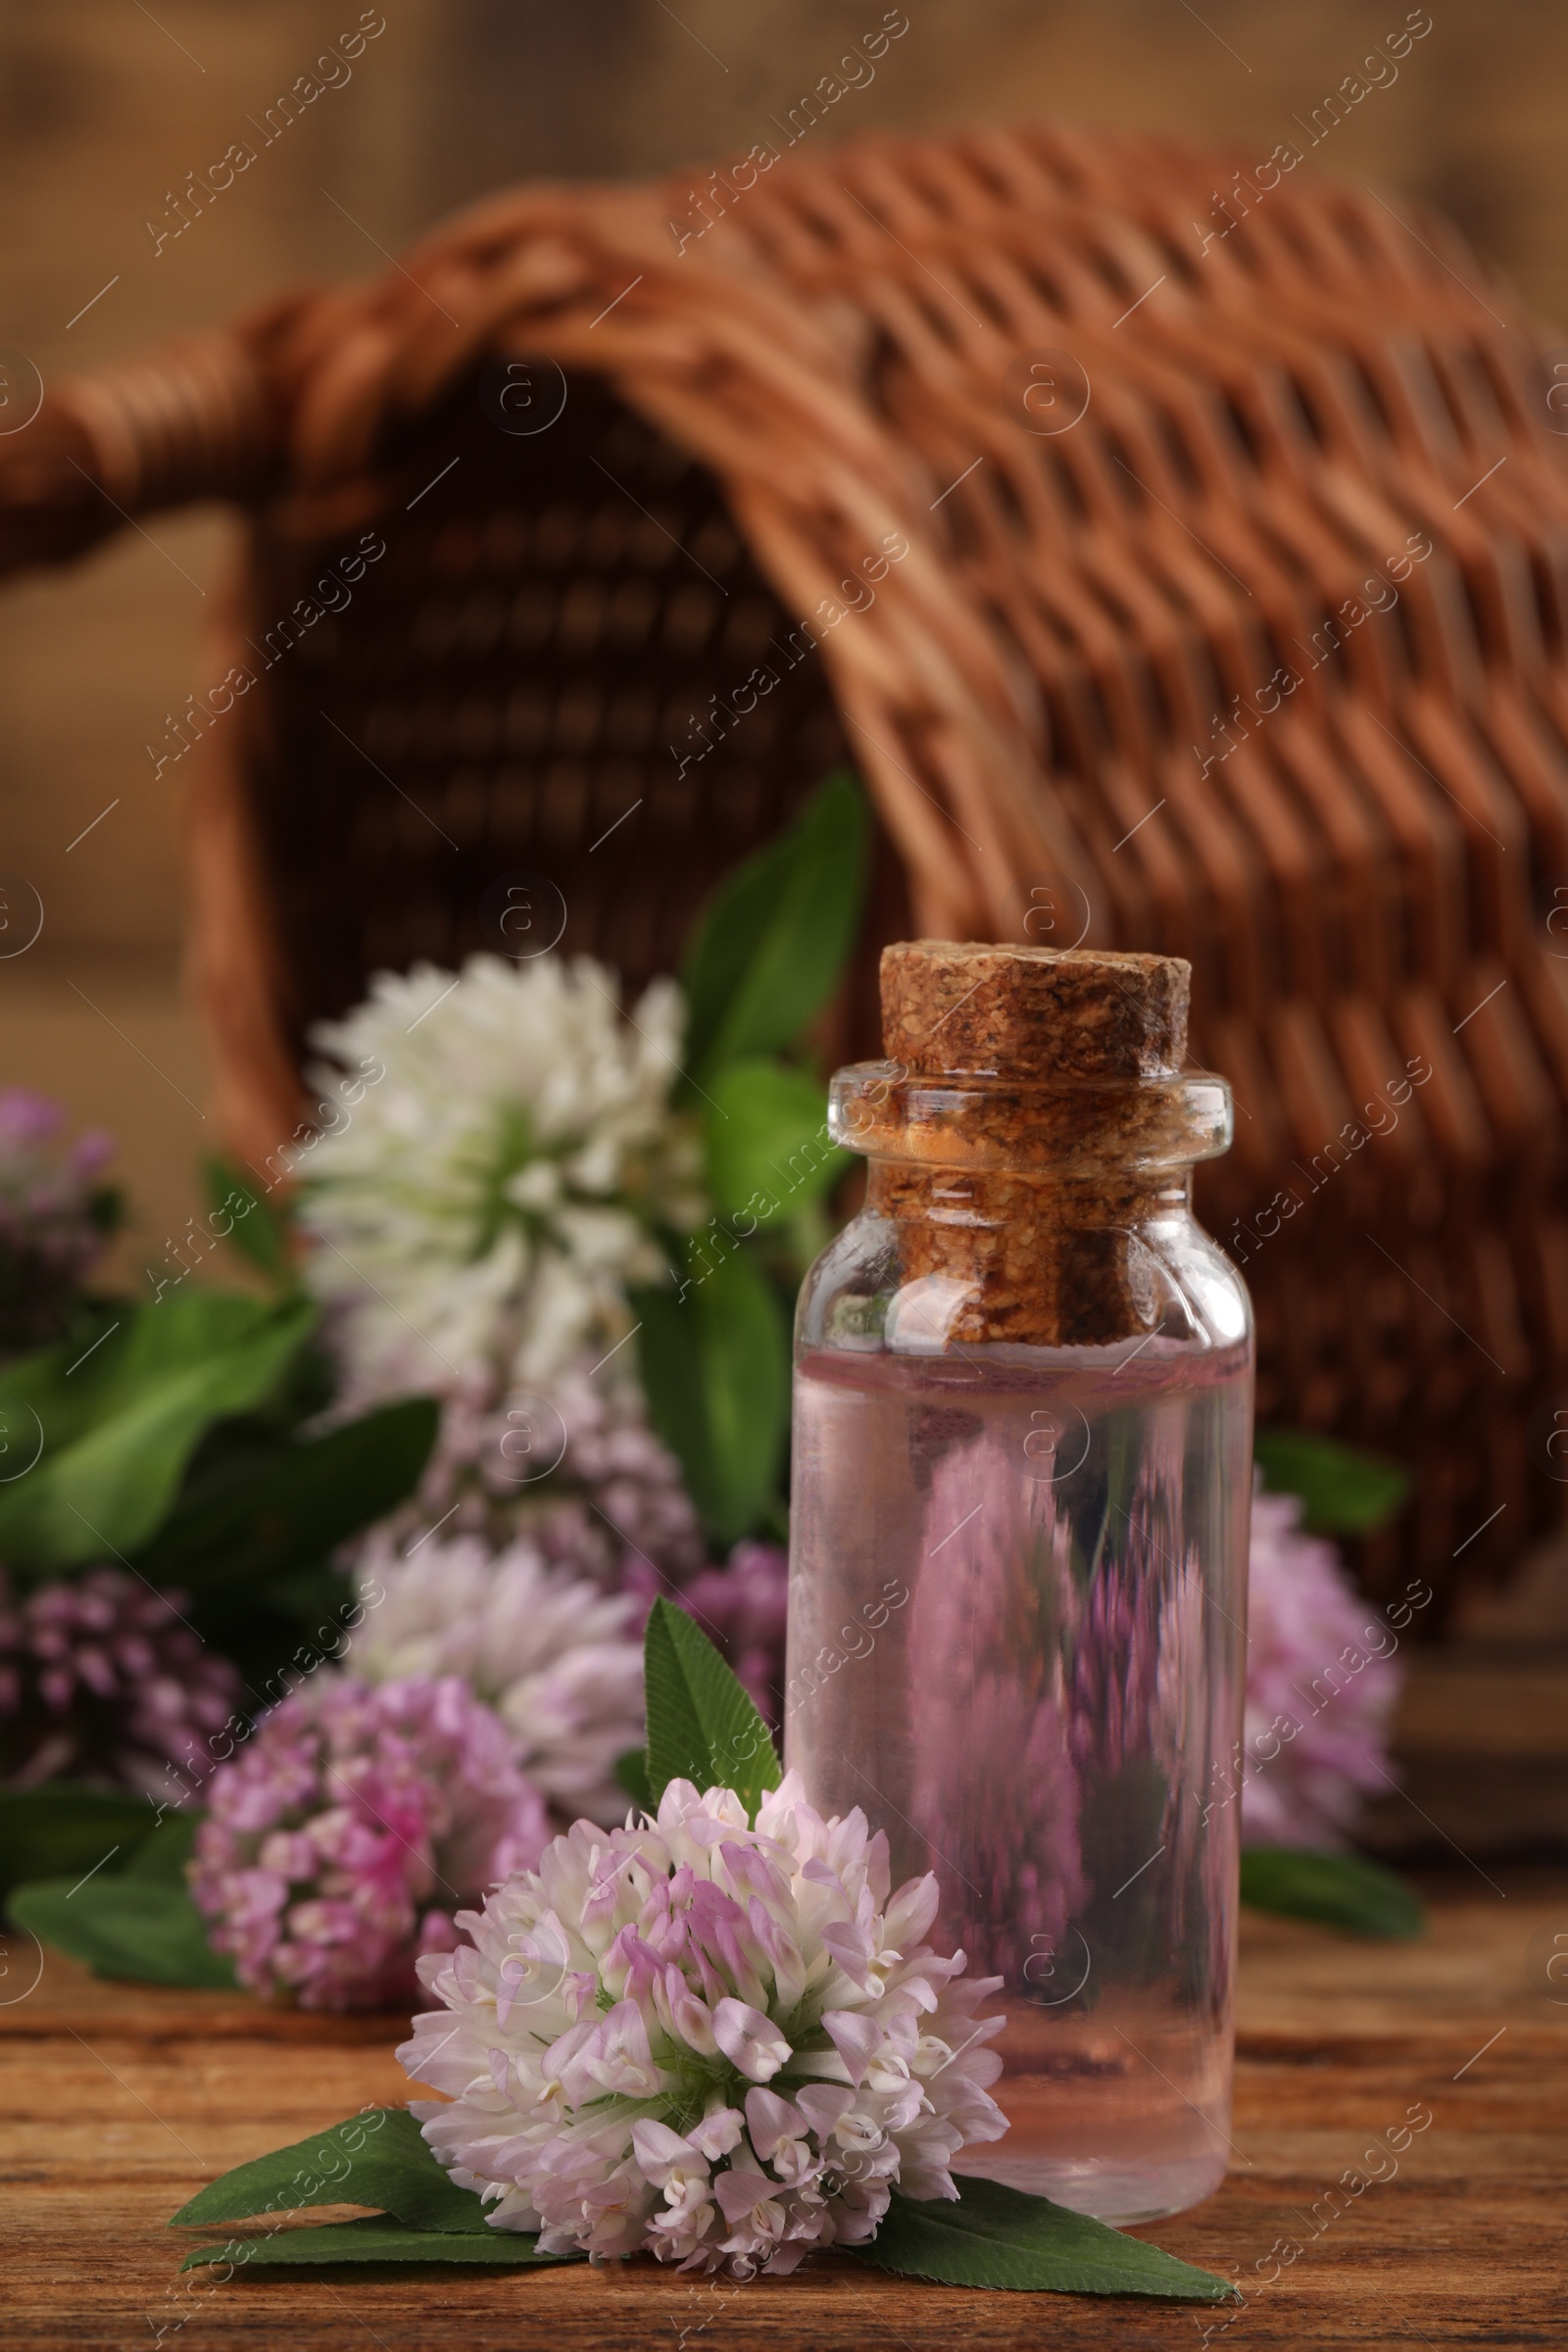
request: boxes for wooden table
[4,1871,1564,2350]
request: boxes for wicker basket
[5,122,1568,1612]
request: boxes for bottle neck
[865,1160,1198,1348]
[829,1061,1230,1351]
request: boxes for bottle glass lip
[828,1059,1234,1175]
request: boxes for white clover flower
[350,1533,645,1824]
[398,1772,1006,2277]
[295,955,705,1400]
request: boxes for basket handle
[0,329,279,580]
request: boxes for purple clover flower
[189,1673,550,2011]
[0,1567,241,1796]
[1242,1479,1401,1847]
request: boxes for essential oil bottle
[786,941,1253,2224]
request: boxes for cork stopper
[860,941,1205,1349]
[880,942,1190,1079]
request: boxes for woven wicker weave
[5,123,1567,1609]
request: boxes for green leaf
[172,2108,485,2234]
[634,1245,788,1543]
[0,1783,155,1903]
[0,1308,122,1455]
[1240,1846,1426,1939]
[122,1810,204,1883]
[203,1156,293,1283]
[133,1397,440,1591]
[858,2179,1237,2301]
[181,2218,574,2270]
[1253,1429,1412,1536]
[643,1596,781,1818]
[9,1866,235,1988]
[613,1746,654,1810]
[0,1295,317,1574]
[702,1059,849,1227]
[681,769,868,1087]
[2,1290,288,1437]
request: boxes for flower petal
[821,2008,883,2085]
[711,1996,791,2082]
[743,2085,806,2161]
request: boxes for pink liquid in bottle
[787,1337,1251,2224]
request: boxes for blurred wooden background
[7,0,1567,1271]
[1,0,1561,1253]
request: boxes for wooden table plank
[3,1872,1564,2351]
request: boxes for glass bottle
[786,941,1253,2225]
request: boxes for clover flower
[368,1358,785,1727]
[1242,1478,1401,1847]
[190,1674,549,2011]
[350,1534,645,1823]
[0,1567,241,1795]
[295,955,704,1402]
[542,1357,709,1586]
[399,1773,1006,2276]
[0,1089,119,1356]
[397,1354,709,1587]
